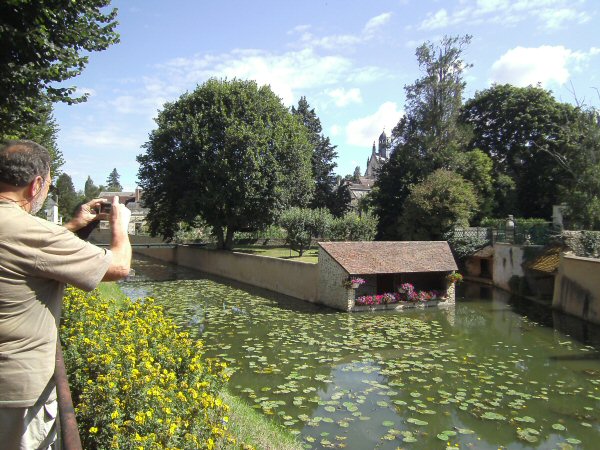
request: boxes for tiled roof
[524,246,561,274]
[472,245,494,258]
[319,241,458,275]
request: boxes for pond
[121,255,600,449]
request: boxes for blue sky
[52,0,600,191]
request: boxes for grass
[232,245,319,264]
[94,281,301,449]
[221,390,302,450]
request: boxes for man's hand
[109,196,131,234]
[63,198,108,232]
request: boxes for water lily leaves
[481,412,507,421]
[407,418,428,426]
[124,269,600,450]
[514,416,535,423]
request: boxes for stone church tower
[365,129,389,178]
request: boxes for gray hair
[0,140,51,187]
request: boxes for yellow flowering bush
[60,287,249,449]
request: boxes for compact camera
[97,203,112,214]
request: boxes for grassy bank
[221,391,302,450]
[85,282,301,449]
[231,245,318,264]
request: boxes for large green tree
[291,97,338,211]
[0,0,119,137]
[372,35,473,239]
[398,169,478,240]
[55,173,79,221]
[460,84,583,218]
[84,176,102,200]
[137,78,314,249]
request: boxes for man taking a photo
[0,140,132,449]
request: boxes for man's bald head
[0,140,51,187]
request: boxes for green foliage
[398,169,479,240]
[372,35,474,239]
[60,287,245,449]
[1,98,65,176]
[291,97,338,211]
[443,230,489,260]
[137,78,314,250]
[461,84,585,218]
[328,182,352,218]
[83,176,102,200]
[105,168,123,191]
[451,149,494,220]
[579,231,600,258]
[480,217,549,228]
[328,211,378,242]
[279,208,332,256]
[55,173,79,221]
[0,0,119,136]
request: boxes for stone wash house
[318,241,458,311]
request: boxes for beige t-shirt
[0,201,112,407]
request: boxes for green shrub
[60,287,249,449]
[328,212,377,241]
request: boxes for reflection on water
[121,255,600,449]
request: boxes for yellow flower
[89,427,98,434]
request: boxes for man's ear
[27,175,44,199]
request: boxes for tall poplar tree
[372,35,473,239]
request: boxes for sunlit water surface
[121,256,600,449]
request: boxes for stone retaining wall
[133,246,319,303]
[552,253,600,325]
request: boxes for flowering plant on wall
[355,289,446,306]
[446,272,463,284]
[344,277,366,289]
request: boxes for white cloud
[294,12,392,50]
[65,126,142,150]
[538,7,589,29]
[330,124,341,137]
[326,87,363,107]
[489,45,598,87]
[345,102,403,147]
[363,12,393,36]
[420,8,451,30]
[419,0,589,31]
[157,48,383,106]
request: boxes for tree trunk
[214,226,225,249]
[224,227,235,251]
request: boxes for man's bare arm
[102,196,132,281]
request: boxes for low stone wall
[134,246,319,303]
[552,254,600,325]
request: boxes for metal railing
[451,223,554,246]
[55,340,82,450]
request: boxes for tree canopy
[291,97,338,211]
[398,169,478,240]
[0,0,119,137]
[55,173,79,221]
[461,84,584,218]
[137,78,314,249]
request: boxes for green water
[121,256,600,449]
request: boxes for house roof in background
[524,246,561,274]
[318,241,458,275]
